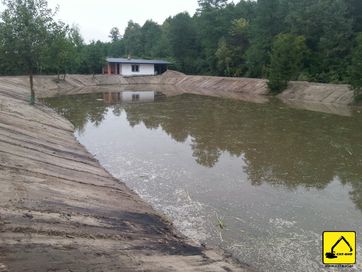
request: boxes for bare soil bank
[0,79,251,271]
[0,70,354,105]
[27,71,355,116]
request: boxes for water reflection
[44,92,362,213]
[103,91,158,104]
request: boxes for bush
[267,34,308,94]
[349,33,362,103]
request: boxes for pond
[44,91,362,272]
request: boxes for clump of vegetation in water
[216,214,226,242]
[216,214,226,230]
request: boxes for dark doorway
[154,64,167,75]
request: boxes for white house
[103,57,170,76]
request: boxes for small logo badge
[323,231,356,265]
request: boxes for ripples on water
[44,91,362,272]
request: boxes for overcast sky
[0,1,243,43]
[46,0,200,42]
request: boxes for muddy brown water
[44,91,362,272]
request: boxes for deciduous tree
[123,21,142,57]
[82,41,105,77]
[168,12,201,73]
[45,23,76,80]
[245,0,287,78]
[109,27,121,42]
[349,33,362,102]
[267,34,308,93]
[141,20,162,58]
[1,0,57,104]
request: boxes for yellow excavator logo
[323,232,356,265]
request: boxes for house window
[132,65,139,72]
[132,94,140,101]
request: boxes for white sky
[0,0,199,42]
[48,0,199,42]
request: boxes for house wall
[121,64,155,76]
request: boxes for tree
[67,25,84,73]
[267,34,308,93]
[45,23,76,80]
[141,20,162,58]
[349,33,362,102]
[245,0,287,78]
[109,27,121,42]
[168,12,201,73]
[152,19,172,58]
[82,41,105,77]
[346,0,362,32]
[220,18,250,76]
[108,39,125,58]
[197,0,228,11]
[0,21,18,75]
[286,0,353,82]
[123,21,142,57]
[215,38,232,76]
[195,0,236,74]
[1,0,57,104]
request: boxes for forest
[1,0,362,96]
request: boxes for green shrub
[267,34,309,94]
[349,33,362,103]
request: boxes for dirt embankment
[0,79,251,271]
[161,71,355,106]
[0,71,354,106]
[278,81,354,105]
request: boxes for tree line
[1,0,362,101]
